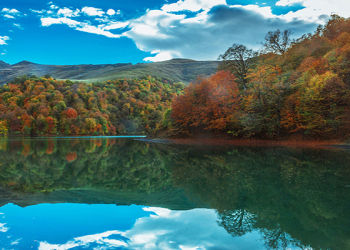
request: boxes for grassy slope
[0,59,219,85]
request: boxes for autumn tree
[218,44,258,90]
[0,121,8,135]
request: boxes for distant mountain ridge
[0,59,219,85]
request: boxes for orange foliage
[46,140,54,154]
[66,152,77,162]
[171,71,240,132]
[65,108,78,119]
[21,141,31,157]
[96,124,102,133]
[46,117,55,134]
[70,125,80,135]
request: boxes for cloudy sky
[0,0,349,65]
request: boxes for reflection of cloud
[11,238,22,245]
[0,223,9,232]
[38,208,264,250]
[39,230,128,250]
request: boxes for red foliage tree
[171,71,240,133]
[64,108,78,119]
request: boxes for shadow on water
[0,137,350,249]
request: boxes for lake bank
[146,137,347,148]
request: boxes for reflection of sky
[0,203,268,250]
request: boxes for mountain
[0,59,220,85]
[0,60,10,69]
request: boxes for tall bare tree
[261,29,292,55]
[218,44,258,90]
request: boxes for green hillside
[0,59,219,85]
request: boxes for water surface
[0,137,349,250]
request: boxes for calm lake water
[0,137,349,250]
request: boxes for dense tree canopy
[0,76,184,135]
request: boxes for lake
[0,137,349,250]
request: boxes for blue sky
[0,0,349,65]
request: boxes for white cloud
[3,14,15,19]
[144,51,173,62]
[13,23,23,29]
[103,21,129,30]
[1,8,22,19]
[276,0,305,6]
[235,4,275,19]
[81,7,105,16]
[40,15,126,38]
[1,8,20,14]
[162,0,226,12]
[57,8,80,17]
[76,24,122,38]
[0,36,10,45]
[125,10,184,39]
[30,9,44,14]
[106,9,115,16]
[50,4,59,10]
[41,17,81,27]
[276,0,350,22]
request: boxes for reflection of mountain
[0,138,350,249]
[0,187,202,211]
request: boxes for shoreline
[146,138,348,148]
[1,135,348,148]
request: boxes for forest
[1,15,350,139]
[0,75,184,135]
[170,15,350,139]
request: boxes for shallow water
[0,137,349,250]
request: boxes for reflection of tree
[218,209,257,237]
[260,228,294,250]
[0,138,172,193]
[169,145,350,250]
